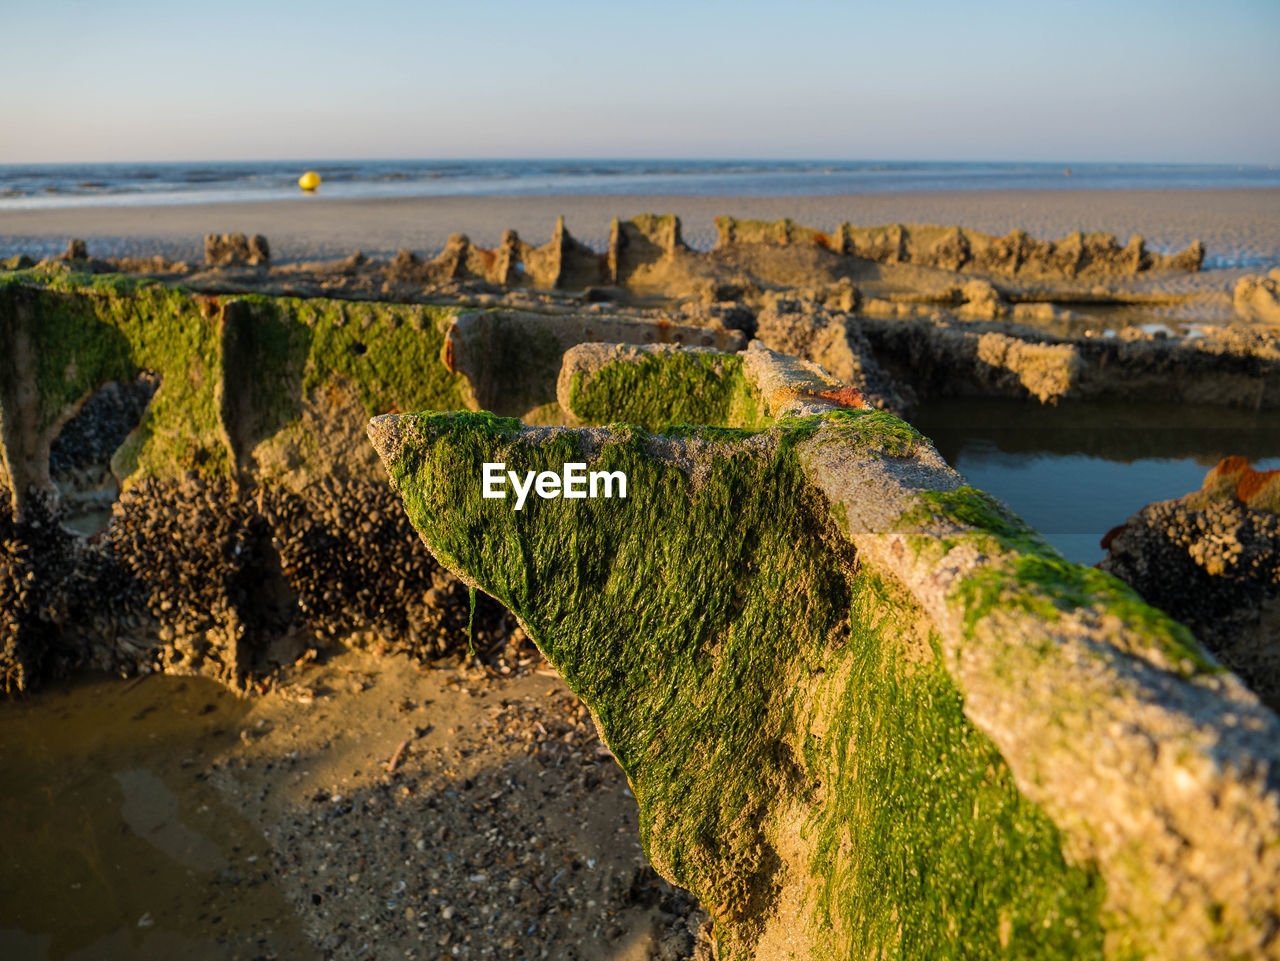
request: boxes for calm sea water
[914,398,1280,566]
[2,159,1278,211]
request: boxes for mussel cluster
[1103,496,1280,709]
[2,473,517,693]
[0,489,82,692]
[263,477,474,654]
[48,372,161,476]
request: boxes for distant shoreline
[3,187,1280,268]
[4,158,1277,213]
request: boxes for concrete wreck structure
[2,223,1279,959]
[372,343,1280,961]
[0,270,738,690]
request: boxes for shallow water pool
[913,398,1280,566]
[0,674,314,961]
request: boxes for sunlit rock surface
[373,345,1280,961]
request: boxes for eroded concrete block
[372,346,1280,960]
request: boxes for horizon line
[2,156,1278,169]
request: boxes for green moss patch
[569,350,770,431]
[804,572,1105,960]
[380,412,1107,960]
[0,273,470,488]
[1,271,229,478]
[899,486,1217,675]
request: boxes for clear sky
[3,0,1278,164]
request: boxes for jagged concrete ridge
[369,410,1110,960]
[805,434,1280,960]
[714,216,1205,277]
[371,346,1280,959]
[389,216,614,289]
[205,212,1206,294]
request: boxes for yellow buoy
[298,170,321,192]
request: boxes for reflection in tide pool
[0,674,315,961]
[914,399,1280,566]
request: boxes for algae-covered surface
[896,484,1217,676]
[222,294,469,480]
[568,350,770,432]
[0,271,229,480]
[0,271,471,492]
[804,573,1106,960]
[373,411,1107,960]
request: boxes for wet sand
[0,652,705,961]
[3,188,1280,267]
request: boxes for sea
[2,159,1278,211]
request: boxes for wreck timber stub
[372,341,1280,961]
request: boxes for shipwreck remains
[372,344,1280,960]
[0,271,727,689]
[3,209,1279,959]
[367,214,1207,289]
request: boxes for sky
[2,0,1278,164]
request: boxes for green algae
[804,572,1106,960]
[380,411,1107,960]
[221,296,470,477]
[291,299,465,415]
[1,271,229,478]
[800,407,926,457]
[0,273,470,490]
[226,296,467,420]
[562,345,926,463]
[568,351,770,431]
[899,486,1217,675]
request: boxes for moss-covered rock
[370,411,1108,960]
[372,345,1280,960]
[558,343,770,431]
[444,310,745,419]
[0,272,474,507]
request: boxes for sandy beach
[4,188,1280,267]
